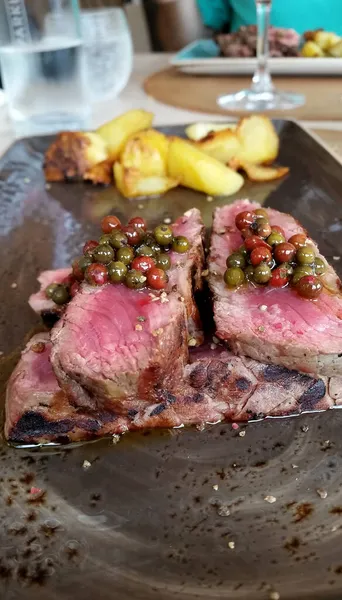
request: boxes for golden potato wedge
[96,110,154,160]
[84,159,113,185]
[237,161,289,182]
[167,137,244,197]
[235,115,279,165]
[114,162,178,199]
[44,131,109,182]
[301,41,324,57]
[328,39,342,57]
[120,129,169,177]
[314,31,340,51]
[185,122,236,142]
[194,129,242,164]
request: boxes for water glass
[81,7,133,102]
[0,0,91,137]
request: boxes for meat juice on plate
[0,37,90,136]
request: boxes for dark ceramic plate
[1,121,342,600]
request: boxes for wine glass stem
[251,1,274,93]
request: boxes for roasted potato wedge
[328,39,342,57]
[314,31,340,51]
[167,137,244,197]
[120,129,169,177]
[84,159,113,185]
[236,161,289,182]
[114,162,178,199]
[235,116,279,165]
[194,129,242,164]
[44,131,109,182]
[185,122,236,141]
[301,41,324,57]
[96,110,154,160]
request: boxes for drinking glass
[0,0,91,137]
[217,0,305,112]
[81,7,133,102]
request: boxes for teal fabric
[197,0,342,35]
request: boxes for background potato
[314,31,340,51]
[114,162,178,198]
[328,39,342,57]
[185,122,236,142]
[237,162,289,182]
[194,130,241,164]
[44,131,109,182]
[167,137,244,196]
[301,41,324,57]
[235,116,279,164]
[96,110,153,160]
[120,129,169,177]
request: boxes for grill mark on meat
[11,411,74,439]
[297,379,327,410]
[149,403,166,417]
[40,310,61,328]
[128,409,138,418]
[263,364,312,388]
[189,364,208,389]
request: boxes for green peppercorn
[172,236,190,253]
[92,244,114,265]
[116,246,134,265]
[154,224,173,246]
[78,255,93,272]
[238,245,248,258]
[108,261,127,283]
[253,263,272,284]
[266,232,285,246]
[125,269,147,289]
[144,235,162,255]
[226,252,246,269]
[135,244,155,257]
[245,265,254,281]
[51,284,70,305]
[296,245,316,265]
[110,231,128,249]
[45,283,59,299]
[254,208,269,220]
[292,265,314,285]
[98,233,112,246]
[314,257,326,275]
[224,267,245,288]
[156,253,171,271]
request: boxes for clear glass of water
[0,0,91,137]
[217,0,305,112]
[81,7,133,102]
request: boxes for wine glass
[217,0,305,111]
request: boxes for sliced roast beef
[50,209,204,409]
[29,268,72,326]
[209,200,342,377]
[6,334,339,445]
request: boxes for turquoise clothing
[197,0,342,36]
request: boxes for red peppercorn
[288,233,307,249]
[72,258,84,281]
[250,247,273,266]
[101,215,121,234]
[85,263,109,286]
[269,266,289,288]
[61,274,75,289]
[147,267,168,290]
[122,225,141,246]
[83,240,99,255]
[245,235,272,252]
[70,281,80,297]
[295,275,323,299]
[131,256,156,274]
[274,242,296,264]
[235,210,256,231]
[128,216,147,232]
[240,227,254,240]
[271,225,286,237]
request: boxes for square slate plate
[1,121,342,600]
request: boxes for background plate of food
[171,27,342,75]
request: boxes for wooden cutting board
[144,66,342,121]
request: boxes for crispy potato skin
[114,162,178,199]
[236,162,289,182]
[44,132,110,184]
[185,122,236,141]
[96,110,154,160]
[167,136,244,196]
[194,129,241,164]
[119,129,169,177]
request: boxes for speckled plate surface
[1,121,342,600]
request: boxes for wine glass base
[217,89,305,112]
